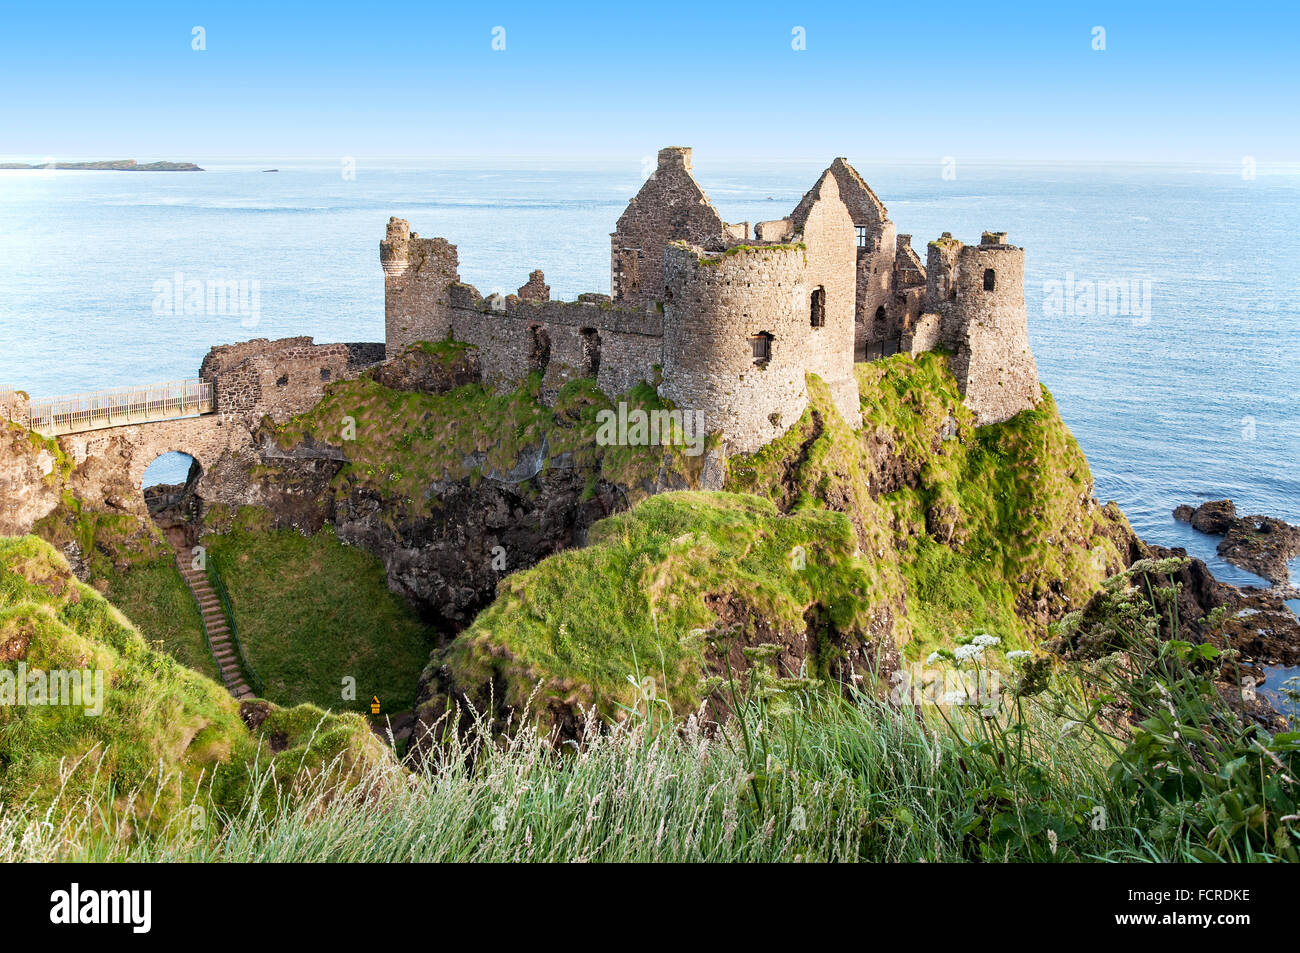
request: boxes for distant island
[0,159,202,171]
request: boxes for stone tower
[381,217,460,356]
[924,231,1039,424]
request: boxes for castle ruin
[382,147,1040,454]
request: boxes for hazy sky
[3,0,1297,162]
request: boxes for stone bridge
[58,414,253,502]
[10,337,385,519]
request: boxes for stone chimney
[658,147,693,172]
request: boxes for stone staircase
[176,553,254,699]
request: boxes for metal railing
[207,552,265,697]
[27,379,214,435]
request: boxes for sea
[1,157,1298,602]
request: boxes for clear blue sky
[2,0,1296,161]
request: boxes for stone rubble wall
[199,336,384,425]
[0,389,29,425]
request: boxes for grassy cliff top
[427,491,879,730]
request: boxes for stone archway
[57,414,252,520]
[142,451,202,539]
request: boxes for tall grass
[0,686,1147,863]
[2,559,1291,864]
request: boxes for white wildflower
[972,633,1001,647]
[1006,650,1032,662]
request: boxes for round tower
[661,242,819,454]
[947,233,1039,424]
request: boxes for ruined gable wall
[797,160,898,355]
[791,176,861,428]
[610,148,725,306]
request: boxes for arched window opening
[874,305,887,323]
[983,268,996,291]
[749,332,773,367]
[810,287,826,328]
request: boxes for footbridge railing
[27,379,215,436]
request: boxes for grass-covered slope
[731,353,1130,656]
[0,535,391,822]
[32,498,217,680]
[202,514,433,713]
[423,492,886,732]
[420,352,1133,735]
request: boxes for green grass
[204,524,434,713]
[0,535,391,824]
[420,353,1132,734]
[30,493,216,680]
[424,490,878,734]
[101,553,217,681]
[0,678,1152,863]
[271,369,699,520]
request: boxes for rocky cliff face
[197,344,633,634]
[0,424,66,536]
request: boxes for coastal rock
[1174,499,1300,585]
[1139,544,1300,666]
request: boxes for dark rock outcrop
[369,344,482,395]
[1174,499,1300,585]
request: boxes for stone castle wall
[379,150,1040,449]
[380,229,666,400]
[199,336,385,424]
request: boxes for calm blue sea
[2,158,1298,592]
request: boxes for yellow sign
[369,695,380,715]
